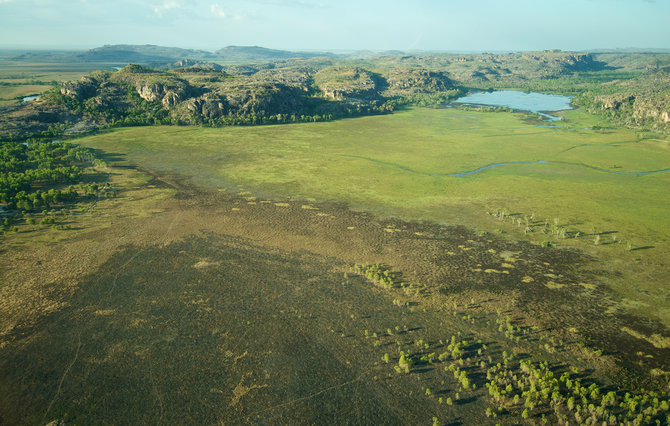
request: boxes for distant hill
[11,44,336,65]
[214,45,335,62]
[75,44,215,63]
[11,44,215,64]
[588,48,670,54]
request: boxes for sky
[0,0,669,52]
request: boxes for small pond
[453,90,572,121]
[22,95,40,102]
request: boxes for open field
[0,61,119,82]
[0,60,121,105]
[78,107,670,324]
[2,97,670,423]
[0,84,53,102]
[1,160,668,424]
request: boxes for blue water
[454,91,573,121]
[583,166,670,177]
[22,95,39,102]
[344,154,670,177]
[430,161,549,177]
[432,161,670,177]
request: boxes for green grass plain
[4,156,661,424]
[0,60,122,105]
[0,84,53,101]
[78,107,670,323]
[0,61,118,81]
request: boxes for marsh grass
[75,108,670,323]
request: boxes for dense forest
[0,140,105,233]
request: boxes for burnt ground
[0,168,668,424]
[0,100,82,139]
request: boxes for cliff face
[585,68,670,131]
[595,94,670,128]
[51,64,314,125]
[60,76,98,100]
[560,53,596,71]
[0,101,78,139]
[58,67,194,111]
[221,82,304,115]
[383,69,455,96]
[313,66,381,100]
[108,66,194,109]
[440,51,604,82]
[5,51,667,137]
[180,82,304,119]
[132,82,186,109]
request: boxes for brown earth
[0,166,668,424]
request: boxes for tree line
[0,139,96,215]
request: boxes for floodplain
[79,106,670,322]
[1,93,669,424]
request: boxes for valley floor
[1,160,668,424]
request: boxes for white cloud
[210,4,225,18]
[243,0,325,8]
[154,0,181,16]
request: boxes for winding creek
[433,161,670,177]
[341,158,670,178]
[413,90,670,176]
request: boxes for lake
[453,90,572,121]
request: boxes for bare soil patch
[0,167,668,423]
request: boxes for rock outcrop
[60,76,98,100]
[181,81,304,119]
[172,62,224,73]
[313,66,381,100]
[596,94,635,110]
[383,69,455,95]
[109,66,193,110]
[0,101,78,139]
[586,68,670,131]
[130,81,189,108]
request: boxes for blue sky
[1,0,668,51]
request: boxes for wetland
[454,90,573,120]
[1,47,670,424]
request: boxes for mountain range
[11,44,338,64]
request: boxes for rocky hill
[382,68,455,96]
[10,44,336,65]
[0,101,78,139]
[178,80,306,120]
[2,58,464,138]
[363,50,605,83]
[11,45,215,64]
[5,49,668,139]
[214,46,334,62]
[577,67,670,131]
[77,45,215,63]
[312,66,383,100]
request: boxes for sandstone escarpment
[383,69,455,95]
[108,65,194,110]
[313,66,381,100]
[60,76,98,100]
[585,68,670,131]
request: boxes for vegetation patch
[75,108,670,324]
